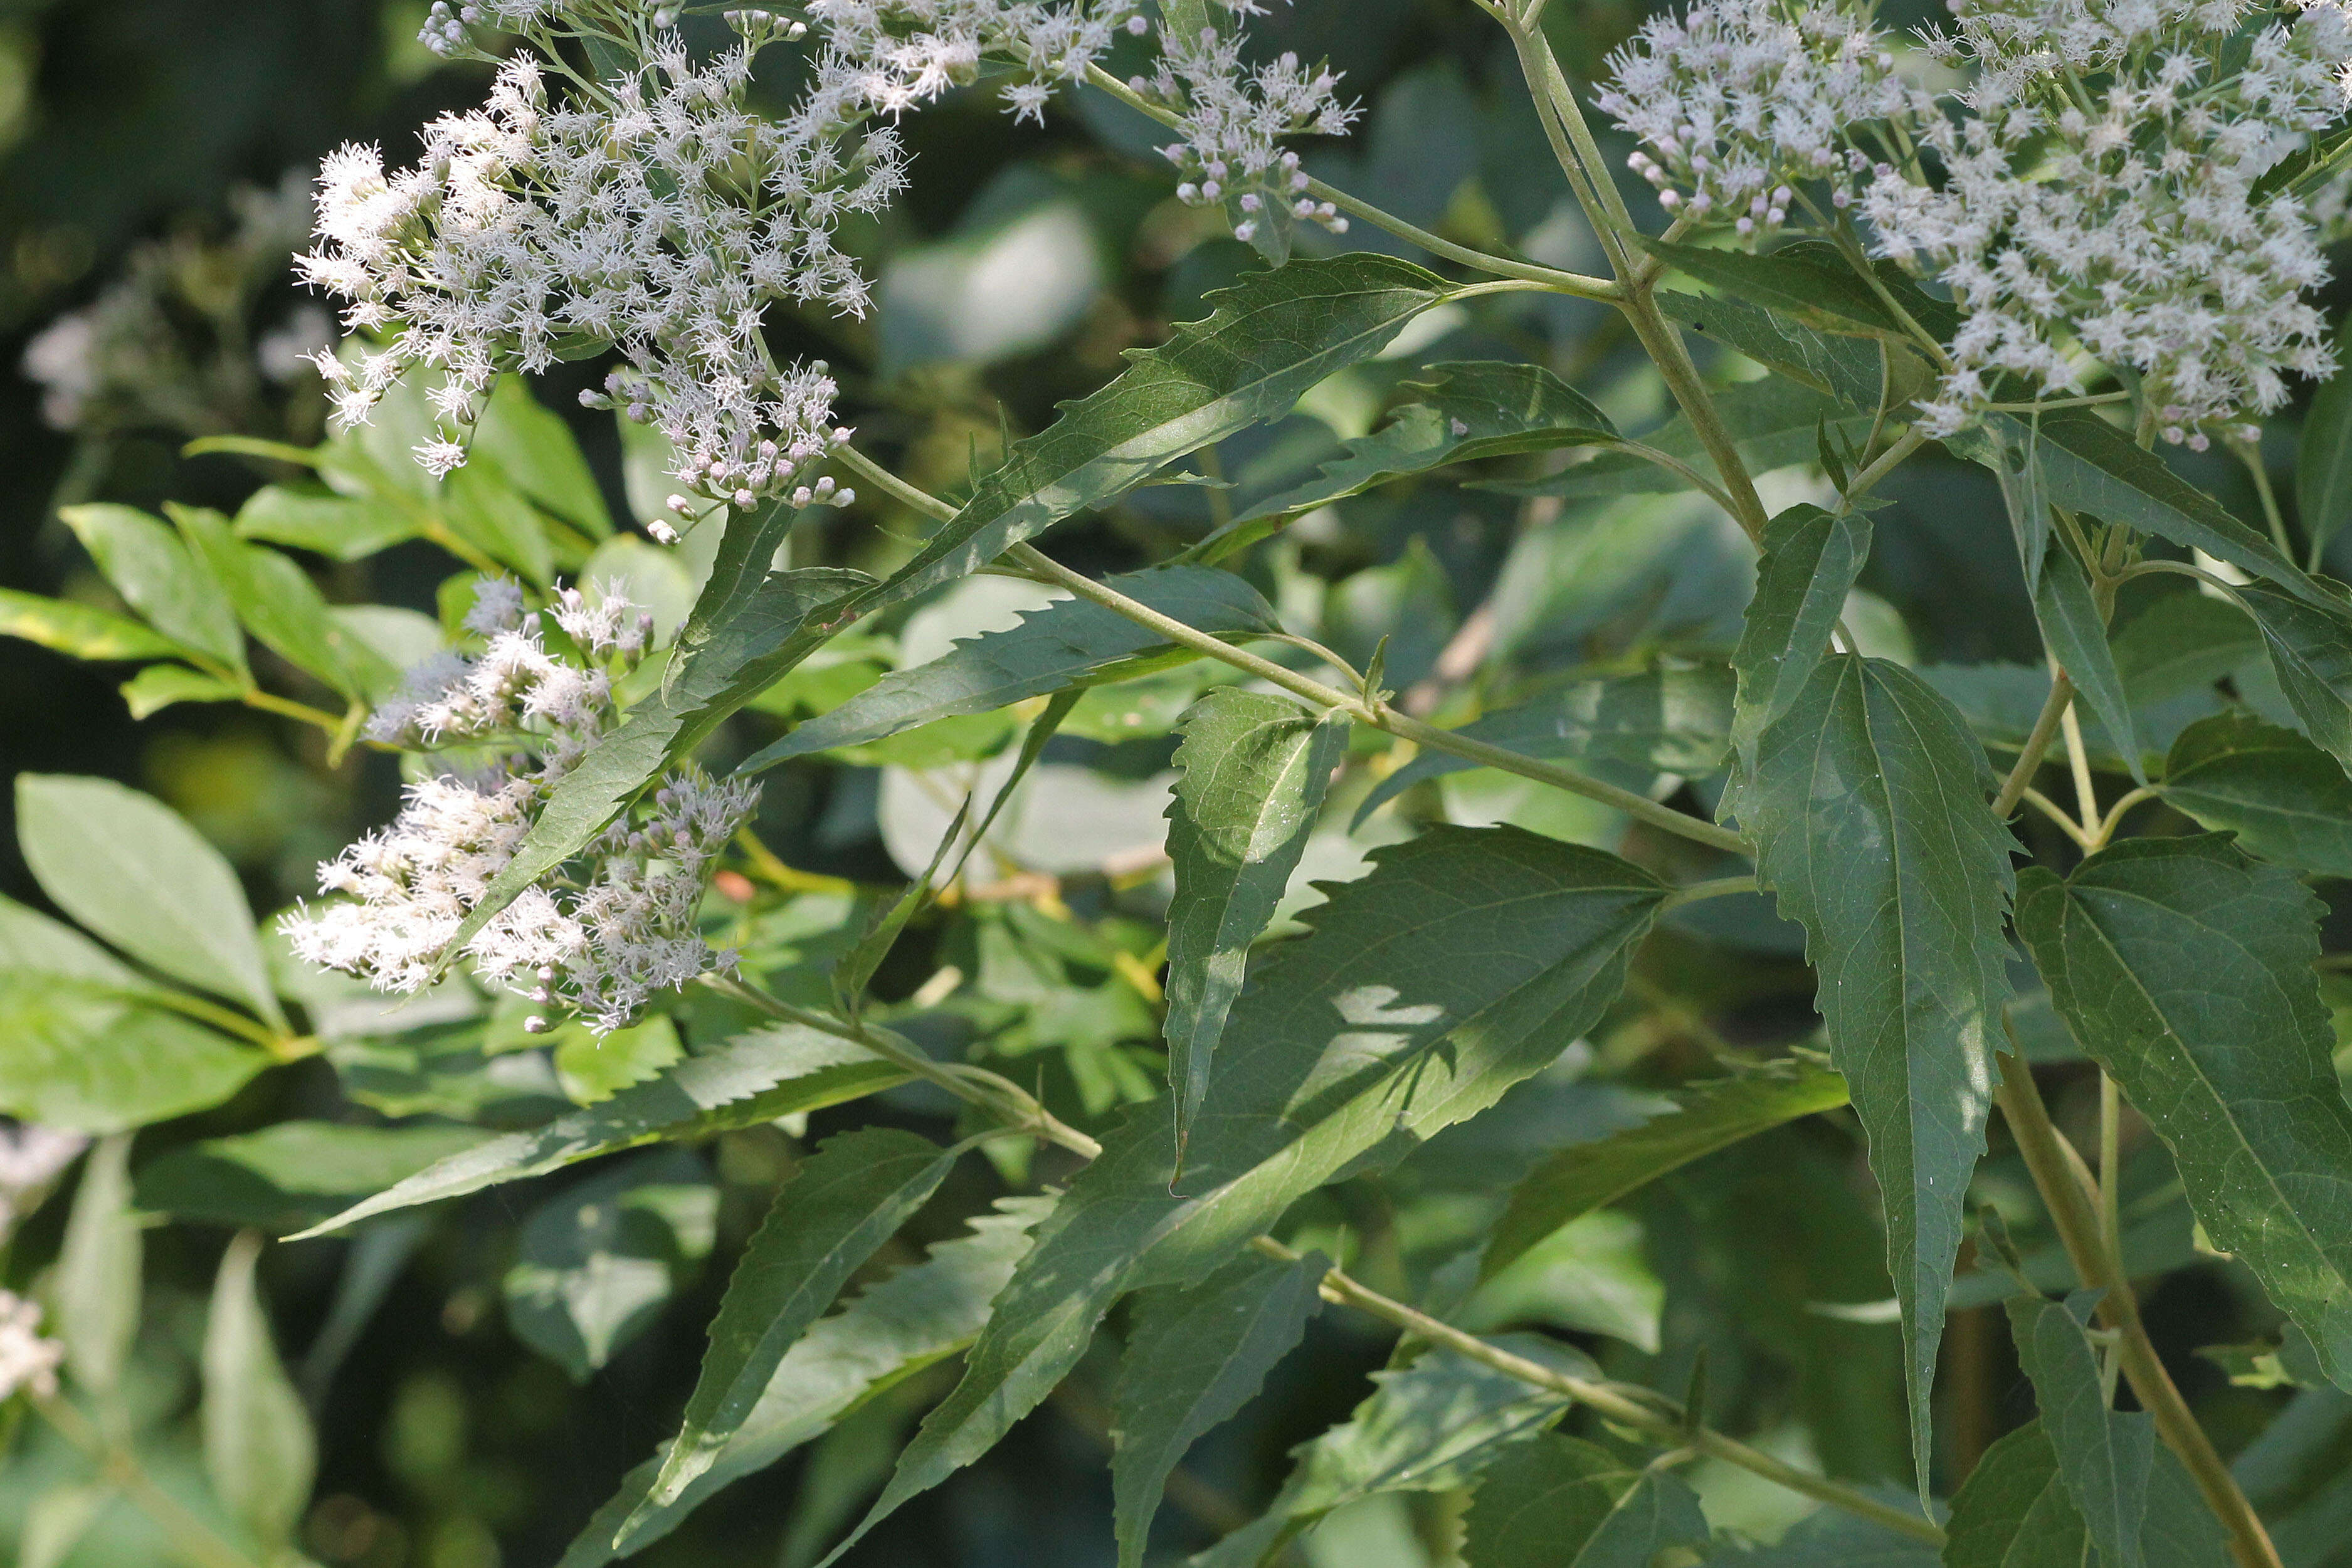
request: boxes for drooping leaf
[2159,711,2352,877]
[1652,288,1886,410]
[202,1231,317,1555]
[2016,834,2352,1389]
[1941,1419,2092,1568]
[1221,359,1616,525]
[1638,236,1934,337]
[169,505,393,699]
[1482,1059,1850,1280]
[2005,1292,2153,1568]
[473,373,614,536]
[2034,540,2144,782]
[1458,1431,1711,1568]
[740,566,1279,773]
[557,1197,1050,1567]
[1110,1250,1328,1568]
[1732,653,2018,1485]
[135,1121,497,1229]
[623,1129,961,1538]
[1354,666,1734,827]
[505,1149,718,1381]
[1163,692,1347,1149]
[1192,1335,1596,1568]
[119,664,248,718]
[53,1135,138,1394]
[14,772,287,1029]
[1727,503,1871,783]
[0,977,263,1133]
[0,589,185,663]
[2237,582,2352,772]
[1490,378,1875,502]
[234,485,419,560]
[293,1024,905,1237]
[851,254,1448,608]
[826,828,1664,1561]
[58,503,246,671]
[439,564,875,968]
[2300,320,2352,565]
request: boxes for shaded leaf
[2160,712,2352,878]
[1652,288,1885,409]
[170,504,391,699]
[741,566,1278,773]
[0,589,183,662]
[474,374,614,535]
[1732,653,2018,1485]
[2017,834,2352,1390]
[2299,315,2352,564]
[2237,583,2352,772]
[135,1121,497,1229]
[1111,1250,1328,1568]
[625,1129,961,1537]
[53,1135,138,1394]
[1164,692,1346,1149]
[2005,1292,2152,1568]
[1482,1059,1850,1280]
[1941,1420,2091,1568]
[1729,502,1870,782]
[1638,236,1930,337]
[2034,541,2144,782]
[557,1197,1050,1567]
[1459,1431,1711,1568]
[58,503,245,671]
[15,772,286,1029]
[828,828,1664,1562]
[505,1150,717,1381]
[203,1231,317,1554]
[1489,378,1874,501]
[293,1024,905,1236]
[1354,666,1734,827]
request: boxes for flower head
[0,1292,63,1402]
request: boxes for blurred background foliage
[4,3,2350,1566]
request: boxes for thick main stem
[1993,1051,2282,1568]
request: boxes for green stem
[1992,1048,2283,1568]
[1992,671,2077,819]
[1659,875,1758,911]
[2231,438,2295,562]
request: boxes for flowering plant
[11,1,2352,1564]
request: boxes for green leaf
[0,589,184,662]
[445,463,556,584]
[556,1197,1050,1567]
[169,505,391,699]
[58,503,246,672]
[2301,314,2352,565]
[1941,1420,2092,1568]
[740,566,1279,774]
[18,1486,108,1568]
[1459,1431,1711,1568]
[857,253,1448,608]
[2005,1292,2152,1568]
[827,828,1663,1562]
[119,664,246,718]
[1194,1335,1596,1568]
[1110,1250,1328,1568]
[474,374,614,536]
[1164,692,1347,1149]
[1732,653,2018,1487]
[1638,237,1922,335]
[2016,834,2352,1390]
[1729,503,1871,783]
[2160,712,2352,877]
[2034,542,2144,781]
[1354,666,1734,827]
[53,1134,137,1394]
[0,977,264,1132]
[15,772,287,1029]
[1488,378,1874,502]
[292,1024,906,1237]
[2236,582,2352,772]
[234,485,418,560]
[2112,591,2262,702]
[440,564,875,970]
[0,893,162,992]
[203,1231,317,1555]
[1482,1059,1850,1280]
[625,1129,961,1537]
[1223,359,1616,524]
[1652,288,1886,410]
[134,1122,498,1229]
[505,1149,717,1381]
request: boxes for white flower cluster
[0,1124,85,1245]
[1598,0,1912,236]
[1139,9,1359,250]
[284,581,758,1034]
[1598,0,2352,445]
[0,1292,63,1404]
[1873,0,2351,443]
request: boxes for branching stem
[35,1396,267,1568]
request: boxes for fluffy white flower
[287,579,757,1033]
[0,1293,64,1403]
[0,1124,85,1244]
